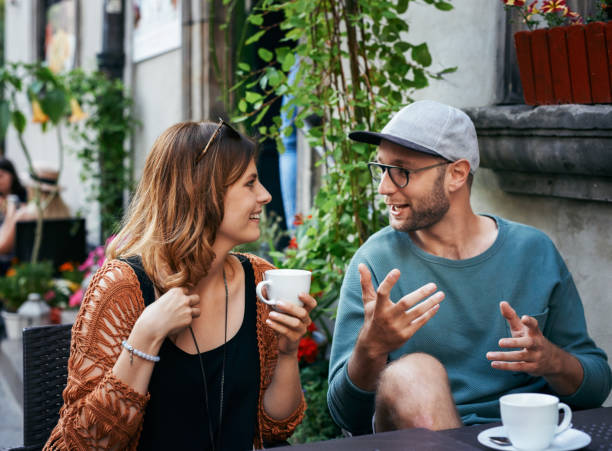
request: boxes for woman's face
[0,169,13,196]
[216,159,272,249]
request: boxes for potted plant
[502,0,612,105]
[0,261,54,339]
[45,261,86,324]
[48,241,108,324]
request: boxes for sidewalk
[0,337,23,449]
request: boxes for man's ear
[446,159,471,193]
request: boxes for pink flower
[69,288,84,307]
[78,253,95,272]
[44,290,56,301]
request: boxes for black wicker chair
[9,324,72,451]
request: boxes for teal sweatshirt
[327,215,611,434]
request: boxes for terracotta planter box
[514,22,612,105]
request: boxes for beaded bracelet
[122,340,161,364]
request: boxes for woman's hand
[133,287,200,344]
[266,293,317,356]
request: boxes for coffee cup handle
[256,280,275,306]
[555,402,572,435]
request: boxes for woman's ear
[446,159,471,193]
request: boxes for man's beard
[392,169,450,233]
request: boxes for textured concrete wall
[405,0,504,107]
[130,50,183,178]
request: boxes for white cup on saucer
[256,269,311,308]
[499,393,572,450]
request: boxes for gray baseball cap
[349,100,479,174]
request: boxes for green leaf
[245,30,266,46]
[238,62,251,72]
[249,14,264,26]
[253,104,270,126]
[282,52,296,72]
[238,99,247,112]
[40,89,68,123]
[412,68,429,89]
[258,48,274,63]
[245,91,263,103]
[397,0,410,15]
[438,66,458,75]
[12,110,26,134]
[412,43,432,67]
[435,1,453,11]
[0,101,10,140]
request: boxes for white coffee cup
[499,393,572,450]
[256,269,311,307]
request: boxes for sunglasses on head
[195,118,241,164]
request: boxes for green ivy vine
[66,70,138,241]
[234,0,456,339]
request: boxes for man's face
[376,140,450,233]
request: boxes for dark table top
[276,407,612,450]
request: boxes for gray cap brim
[348,130,444,159]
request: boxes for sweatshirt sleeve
[327,255,377,435]
[544,269,612,408]
[44,261,150,451]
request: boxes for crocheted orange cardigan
[45,254,305,450]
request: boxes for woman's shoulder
[85,259,143,298]
[233,252,275,272]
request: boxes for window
[36,0,79,72]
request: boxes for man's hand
[347,264,444,391]
[487,301,559,376]
[357,264,444,358]
[487,301,583,395]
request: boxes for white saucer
[477,425,591,451]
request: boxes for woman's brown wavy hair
[107,121,256,292]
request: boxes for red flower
[526,1,539,14]
[297,336,318,364]
[502,0,525,6]
[293,213,304,226]
[288,237,298,249]
[49,307,61,325]
[59,262,74,272]
[541,0,568,14]
[307,322,317,333]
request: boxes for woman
[19,161,71,219]
[0,161,71,255]
[45,120,315,450]
[0,157,27,208]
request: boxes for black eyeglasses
[195,118,241,164]
[367,161,451,188]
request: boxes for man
[327,100,611,435]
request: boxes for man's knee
[375,353,460,432]
[378,353,448,392]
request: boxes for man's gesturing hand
[487,301,560,376]
[356,263,444,359]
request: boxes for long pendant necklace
[188,268,228,451]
